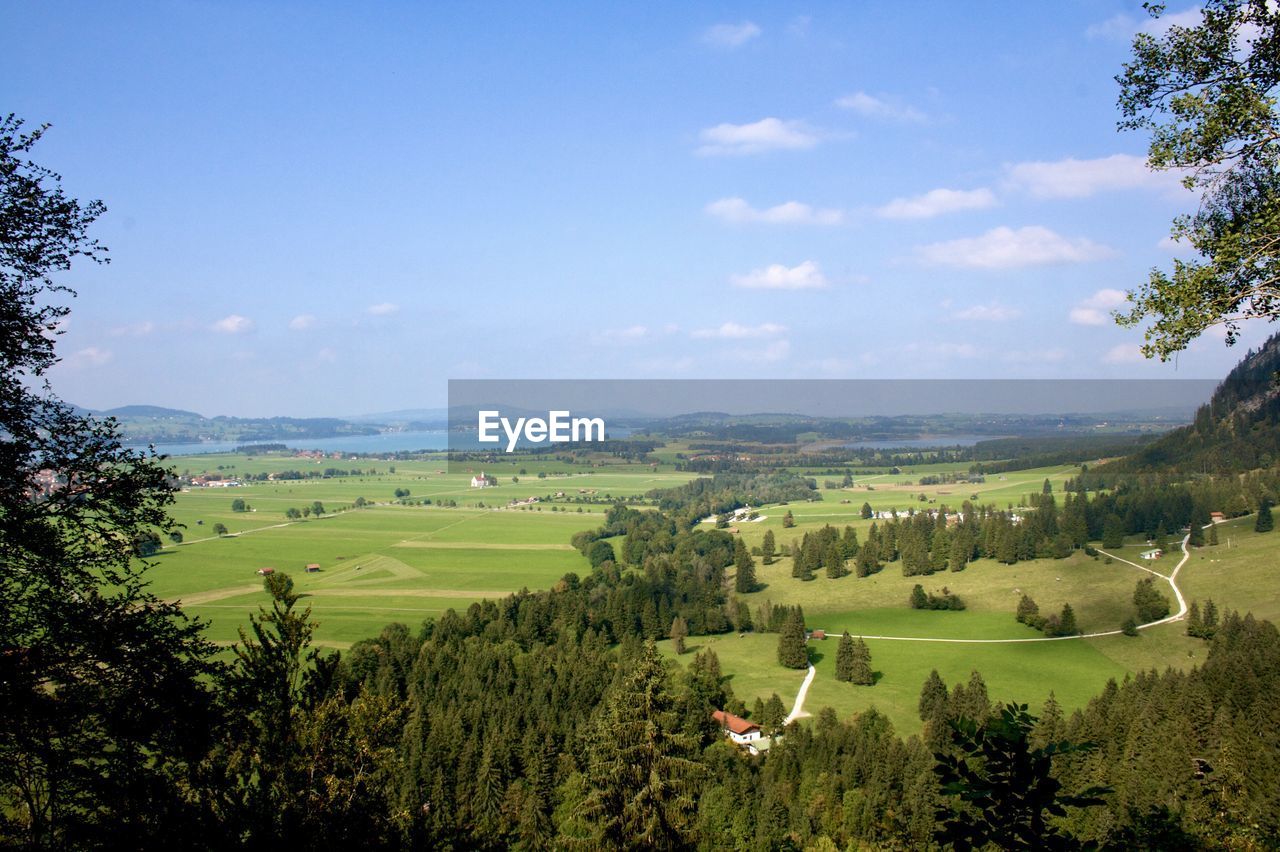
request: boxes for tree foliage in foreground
[1117,0,1280,357]
[0,114,219,848]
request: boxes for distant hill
[100,404,203,419]
[1105,332,1280,475]
[79,404,384,445]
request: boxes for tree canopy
[1117,1,1280,357]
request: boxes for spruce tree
[1203,598,1219,638]
[824,541,846,579]
[1015,594,1040,627]
[761,529,776,564]
[909,584,929,610]
[1256,499,1274,533]
[835,632,855,682]
[1189,520,1205,546]
[763,693,787,734]
[669,615,688,654]
[1186,601,1203,638]
[776,608,809,669]
[919,670,949,722]
[1056,603,1079,637]
[782,509,795,528]
[1209,523,1220,546]
[583,641,703,849]
[1102,514,1126,548]
[850,638,874,686]
[733,538,756,594]
[861,502,874,519]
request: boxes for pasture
[150,451,1279,736]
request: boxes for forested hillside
[1105,332,1280,475]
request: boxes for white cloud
[211,314,255,334]
[916,226,1117,269]
[64,346,113,368]
[730,260,829,290]
[1086,7,1203,39]
[1086,13,1138,39]
[109,321,154,337]
[592,324,650,344]
[954,302,1021,321]
[1103,343,1146,364]
[367,302,399,316]
[1070,288,1129,325]
[877,187,997,219]
[835,91,926,123]
[692,321,788,340]
[1005,154,1178,199]
[703,21,761,47]
[289,313,316,330]
[706,197,843,226]
[696,118,820,156]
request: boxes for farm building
[257,567,275,575]
[1210,512,1226,523]
[1139,549,1163,560]
[712,710,761,745]
[470,472,491,488]
[809,629,826,641]
[304,563,320,573]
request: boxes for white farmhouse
[470,472,491,488]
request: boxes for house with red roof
[712,709,762,745]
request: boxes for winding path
[781,531,1198,722]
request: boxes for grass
[151,453,1280,732]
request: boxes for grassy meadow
[151,449,1279,736]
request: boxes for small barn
[809,629,826,641]
[257,567,275,575]
[1139,549,1162,560]
[305,563,320,573]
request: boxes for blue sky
[5,1,1270,417]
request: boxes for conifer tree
[850,638,874,686]
[763,693,787,735]
[919,670,948,722]
[1103,514,1126,548]
[861,502,874,519]
[841,525,859,558]
[733,538,756,594]
[1203,598,1219,638]
[782,509,795,528]
[824,541,846,579]
[1187,601,1203,638]
[835,632,855,682]
[776,608,809,669]
[1056,603,1079,637]
[669,615,688,654]
[1256,499,1273,533]
[583,641,703,849]
[761,529,776,564]
[1209,523,1220,546]
[1015,594,1040,627]
[910,584,929,610]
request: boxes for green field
[153,452,1279,735]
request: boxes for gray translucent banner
[446,378,1217,465]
